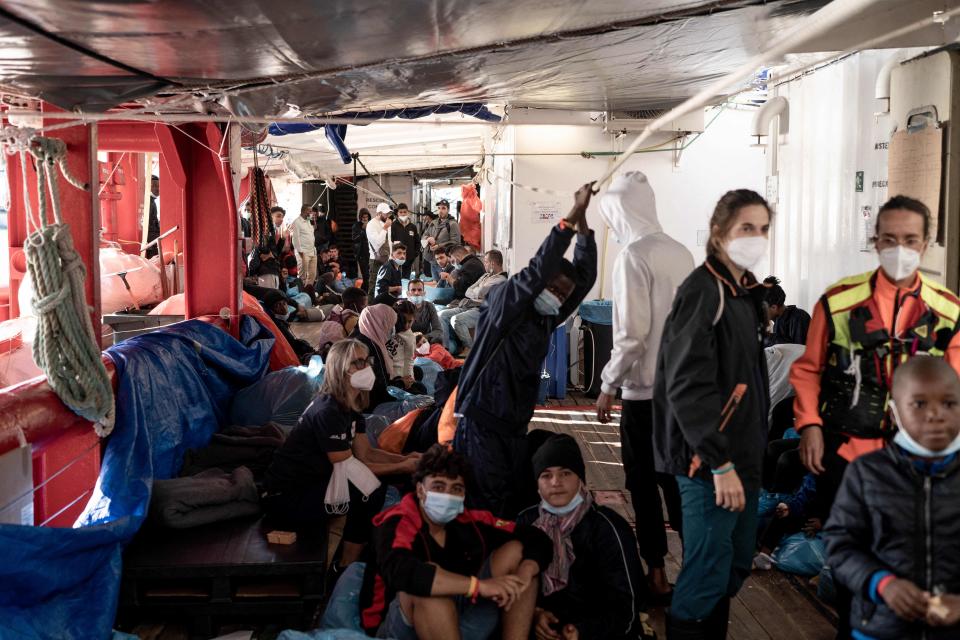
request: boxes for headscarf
[533,484,592,596]
[359,304,397,366]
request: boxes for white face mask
[399,215,410,223]
[879,246,921,282]
[725,236,768,270]
[350,366,376,391]
[416,342,431,356]
[890,400,960,457]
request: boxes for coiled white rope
[2,129,116,436]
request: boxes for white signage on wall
[530,201,561,224]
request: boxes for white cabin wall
[503,108,766,302]
[772,50,898,312]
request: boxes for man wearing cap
[422,199,462,284]
[517,434,649,640]
[366,202,394,299]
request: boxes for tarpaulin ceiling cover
[0,0,953,115]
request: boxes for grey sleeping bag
[150,466,261,529]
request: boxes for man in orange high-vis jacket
[790,195,960,639]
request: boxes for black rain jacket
[652,256,769,489]
[516,503,647,639]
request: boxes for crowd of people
[236,174,960,640]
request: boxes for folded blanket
[150,466,261,529]
[180,423,285,478]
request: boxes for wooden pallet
[119,516,327,638]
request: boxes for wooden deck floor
[535,399,838,640]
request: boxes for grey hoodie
[599,171,694,401]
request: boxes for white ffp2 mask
[879,246,921,282]
[725,237,768,271]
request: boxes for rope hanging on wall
[1,131,116,436]
[249,166,271,249]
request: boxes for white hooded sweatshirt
[599,172,695,401]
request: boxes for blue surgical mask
[534,290,562,316]
[422,491,465,524]
[540,491,584,516]
[409,295,424,305]
[890,400,960,457]
[285,304,296,317]
[395,258,406,266]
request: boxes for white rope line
[592,0,947,191]
[97,151,127,196]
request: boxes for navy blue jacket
[765,305,811,347]
[456,225,597,430]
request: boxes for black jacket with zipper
[452,254,486,300]
[516,502,647,639]
[652,256,770,490]
[824,446,960,639]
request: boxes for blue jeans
[438,306,469,352]
[451,308,480,348]
[671,475,759,621]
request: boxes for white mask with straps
[879,246,921,282]
[889,400,960,457]
[725,237,768,270]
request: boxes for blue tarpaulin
[267,103,502,164]
[0,317,274,639]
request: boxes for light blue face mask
[395,258,406,266]
[422,491,465,525]
[541,491,584,516]
[890,400,960,457]
[534,290,562,316]
[409,295,424,305]
[284,304,296,317]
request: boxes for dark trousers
[357,257,370,288]
[454,416,525,519]
[763,438,805,493]
[367,259,382,299]
[817,432,853,640]
[263,482,386,545]
[758,513,805,552]
[672,476,758,621]
[621,399,683,569]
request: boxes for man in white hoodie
[596,172,695,599]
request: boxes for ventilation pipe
[751,96,790,142]
[875,51,905,114]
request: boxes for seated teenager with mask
[361,444,553,640]
[453,184,597,517]
[517,434,651,640]
[408,279,443,343]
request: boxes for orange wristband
[467,576,479,600]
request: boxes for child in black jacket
[824,356,960,639]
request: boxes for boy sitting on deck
[824,357,960,639]
[360,444,552,640]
